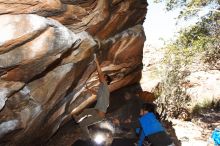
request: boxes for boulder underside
[0,0,147,145]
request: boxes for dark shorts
[146,131,173,146]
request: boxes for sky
[143,1,179,48]
[143,0,210,48]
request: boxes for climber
[73,54,112,140]
[136,103,173,146]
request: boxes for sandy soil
[170,110,220,146]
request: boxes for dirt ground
[169,109,220,146]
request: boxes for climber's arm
[94,54,106,83]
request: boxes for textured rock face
[184,70,220,105]
[0,0,147,145]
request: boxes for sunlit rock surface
[184,70,220,106]
[0,0,147,145]
[141,45,220,109]
[140,47,164,92]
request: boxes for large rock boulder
[0,0,147,145]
